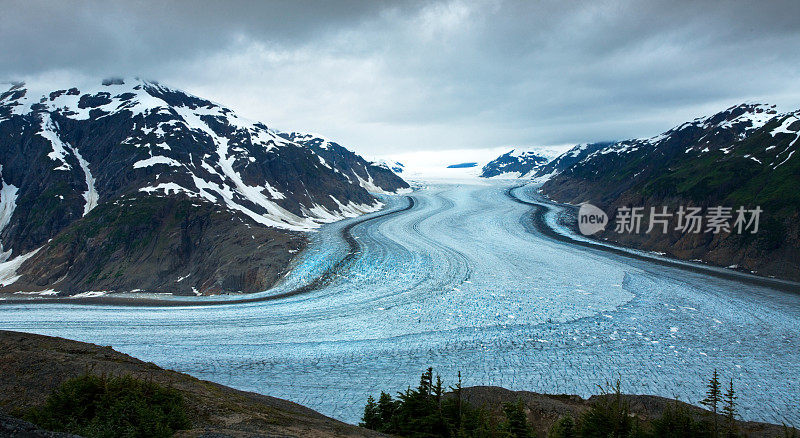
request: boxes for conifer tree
[435,374,444,403]
[420,367,434,397]
[377,391,395,431]
[701,369,722,437]
[449,371,464,431]
[360,395,381,430]
[722,378,738,437]
[502,399,532,438]
[578,379,632,438]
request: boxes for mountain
[372,159,405,174]
[479,149,551,178]
[531,142,613,181]
[276,132,409,194]
[0,78,407,296]
[539,103,800,280]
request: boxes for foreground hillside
[358,367,794,437]
[0,330,384,437]
[537,103,800,280]
[2,331,794,437]
[0,78,407,296]
[455,387,791,437]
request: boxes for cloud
[3,0,800,155]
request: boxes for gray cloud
[4,0,800,156]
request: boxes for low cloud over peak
[4,0,800,155]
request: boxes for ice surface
[0,181,798,425]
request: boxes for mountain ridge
[479,148,552,178]
[277,131,410,195]
[537,102,800,280]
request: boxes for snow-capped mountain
[539,102,800,280]
[535,103,781,184]
[479,149,552,178]
[276,132,409,195]
[372,159,405,174]
[530,142,613,182]
[0,78,408,295]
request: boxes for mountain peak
[671,102,778,136]
[277,131,410,194]
[480,148,551,178]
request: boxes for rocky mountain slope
[538,103,800,280]
[372,159,405,174]
[277,132,409,194]
[0,78,407,296]
[0,330,383,437]
[479,148,551,178]
[531,141,613,181]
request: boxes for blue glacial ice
[0,181,798,425]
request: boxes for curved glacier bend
[0,181,798,426]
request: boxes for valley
[1,181,798,426]
[3,3,800,436]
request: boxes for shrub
[577,380,633,438]
[548,415,575,438]
[650,400,712,438]
[26,374,190,438]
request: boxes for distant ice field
[1,181,798,425]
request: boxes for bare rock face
[0,79,408,295]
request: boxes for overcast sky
[4,0,800,157]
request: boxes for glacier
[0,180,798,425]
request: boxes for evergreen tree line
[360,368,795,438]
[360,368,532,437]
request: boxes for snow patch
[133,156,183,169]
[0,247,41,286]
[139,183,199,198]
[774,150,795,169]
[71,146,98,216]
[37,114,72,171]
[0,167,19,262]
[72,291,107,298]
